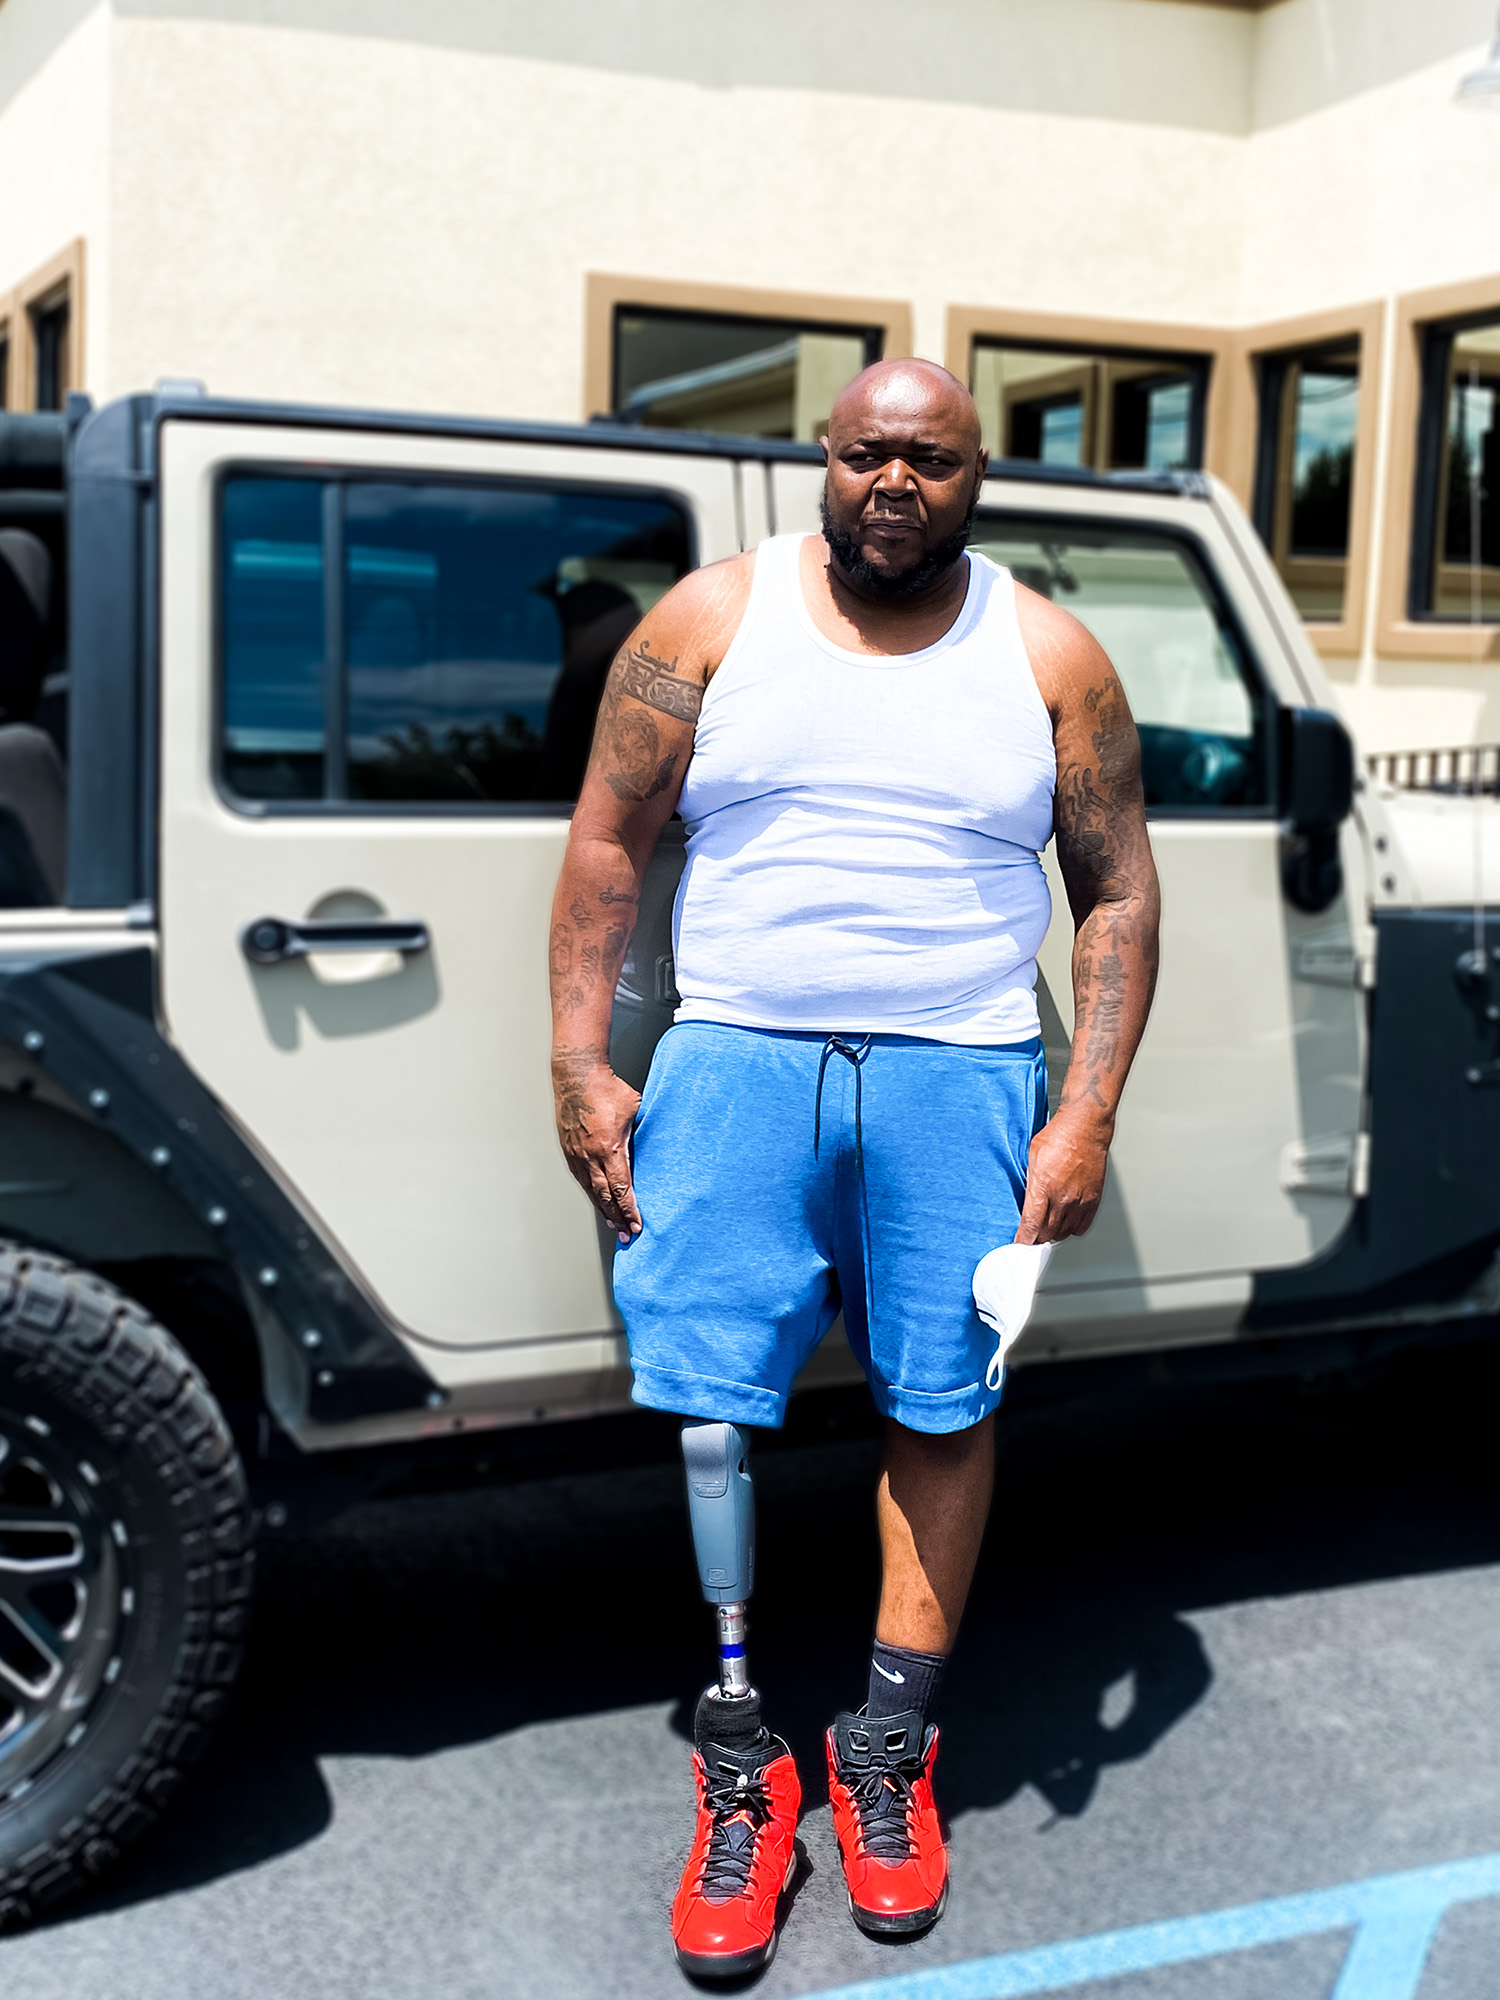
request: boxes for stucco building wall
[2,0,1499,749]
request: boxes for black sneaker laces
[847,1754,923,1862]
[700,1759,776,1902]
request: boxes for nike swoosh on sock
[872,1660,905,1683]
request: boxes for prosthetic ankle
[681,1420,757,1720]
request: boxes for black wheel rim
[0,1410,121,1798]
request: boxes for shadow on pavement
[45,1332,1500,1925]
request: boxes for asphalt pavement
[2,1335,1500,1999]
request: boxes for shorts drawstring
[813,1034,873,1173]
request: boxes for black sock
[866,1640,946,1723]
[694,1684,765,1750]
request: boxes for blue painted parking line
[791,1851,1500,2000]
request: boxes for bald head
[819,359,988,603]
[827,359,982,458]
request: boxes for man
[549,360,1160,1975]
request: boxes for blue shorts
[611,1023,1048,1435]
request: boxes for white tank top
[672,533,1056,1044]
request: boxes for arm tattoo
[588,638,701,804]
[1052,673,1158,1124]
[613,643,704,722]
[549,920,587,1018]
[550,633,696,1059]
[604,711,678,803]
[550,885,630,1018]
[551,1044,604,1143]
[1053,676,1145,906]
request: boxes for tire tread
[0,1242,253,1927]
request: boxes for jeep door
[156,418,742,1415]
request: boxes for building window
[970,341,1208,473]
[29,291,70,412]
[1411,314,1500,622]
[1253,342,1361,622]
[0,246,83,416]
[220,473,692,808]
[612,307,882,440]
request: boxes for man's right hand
[550,1049,643,1242]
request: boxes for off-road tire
[0,1242,253,1926]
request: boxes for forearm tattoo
[1053,674,1159,1120]
[550,1044,605,1142]
[549,887,632,1021]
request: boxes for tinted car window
[971,517,1267,810]
[221,478,327,801]
[220,474,692,807]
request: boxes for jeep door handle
[240,916,431,965]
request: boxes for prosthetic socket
[681,1420,755,1701]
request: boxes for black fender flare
[0,941,438,1426]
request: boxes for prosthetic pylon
[681,1419,756,1702]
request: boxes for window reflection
[29,293,69,414]
[1410,316,1500,623]
[221,478,326,801]
[971,517,1264,810]
[970,343,1206,473]
[613,308,880,440]
[1253,341,1360,622]
[1434,329,1500,619]
[220,475,691,807]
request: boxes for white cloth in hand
[973,1241,1055,1392]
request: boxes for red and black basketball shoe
[826,1708,949,1936]
[671,1699,801,1979]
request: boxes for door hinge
[1280,1130,1368,1197]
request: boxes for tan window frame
[1378,273,1500,664]
[1217,301,1383,659]
[946,304,1235,481]
[0,240,85,415]
[583,273,912,426]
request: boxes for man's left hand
[1015,1110,1109,1244]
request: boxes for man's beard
[820,492,978,602]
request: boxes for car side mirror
[1279,707,1355,913]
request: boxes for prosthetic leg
[673,1421,801,1977]
[681,1419,758,1724]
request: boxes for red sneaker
[671,1725,801,1978]
[826,1708,949,1936]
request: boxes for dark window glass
[1252,342,1360,622]
[1412,317,1500,622]
[1439,363,1500,580]
[221,478,327,800]
[0,333,9,412]
[1288,369,1357,558]
[30,296,69,413]
[613,307,881,440]
[971,343,1207,473]
[221,474,692,808]
[971,516,1266,811]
